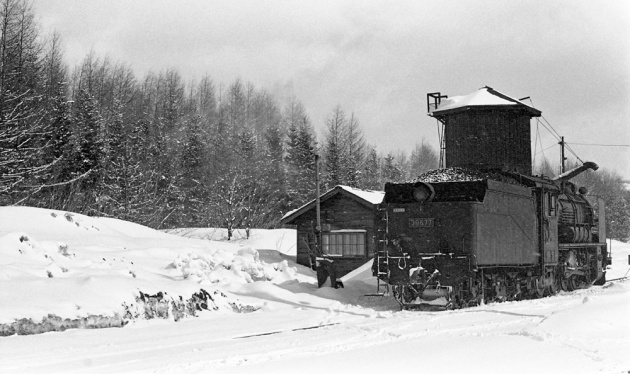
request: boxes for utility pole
[559,136,566,173]
[315,154,321,253]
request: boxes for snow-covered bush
[171,247,297,285]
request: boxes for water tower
[428,86,541,175]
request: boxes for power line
[534,143,557,156]
[540,116,563,140]
[535,118,560,142]
[526,99,626,166]
[532,121,540,165]
[567,142,630,147]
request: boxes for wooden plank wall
[292,194,378,276]
[445,111,531,174]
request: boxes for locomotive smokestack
[552,161,599,182]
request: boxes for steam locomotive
[373,87,609,309]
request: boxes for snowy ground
[0,207,629,374]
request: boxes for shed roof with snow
[280,185,384,224]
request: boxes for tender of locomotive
[373,87,609,309]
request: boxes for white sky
[31,0,630,179]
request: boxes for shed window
[322,230,366,256]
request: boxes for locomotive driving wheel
[392,285,416,307]
[567,275,587,291]
[468,281,483,306]
[531,276,546,298]
[546,277,559,296]
[392,285,404,305]
[545,272,559,296]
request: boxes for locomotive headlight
[413,182,435,203]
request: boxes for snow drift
[0,207,297,334]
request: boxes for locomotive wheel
[545,274,559,296]
[546,278,558,296]
[393,285,404,304]
[593,272,606,286]
[468,282,483,306]
[566,275,587,291]
[393,285,416,305]
[495,283,508,302]
[576,276,588,289]
[534,277,545,298]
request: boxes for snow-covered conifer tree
[382,152,403,183]
[345,113,366,188]
[284,100,317,210]
[0,0,50,204]
[361,146,381,190]
[178,115,207,226]
[409,141,438,178]
[323,105,347,188]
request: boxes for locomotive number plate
[409,218,434,228]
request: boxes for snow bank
[164,227,297,256]
[607,239,630,280]
[171,248,297,284]
[0,207,298,335]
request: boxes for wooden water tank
[429,86,541,175]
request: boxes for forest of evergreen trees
[1,0,628,240]
[0,0,439,236]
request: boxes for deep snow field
[0,206,629,374]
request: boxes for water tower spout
[552,161,599,182]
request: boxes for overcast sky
[31,0,630,180]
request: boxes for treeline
[0,0,437,235]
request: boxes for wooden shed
[280,185,385,277]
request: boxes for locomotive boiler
[373,87,608,309]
